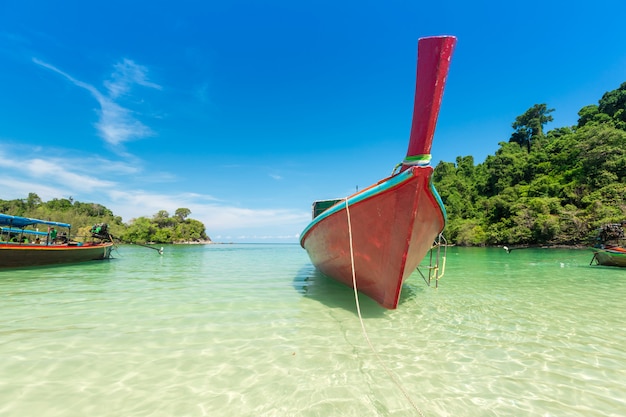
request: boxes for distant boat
[300,36,456,309]
[590,223,626,267]
[0,214,114,269]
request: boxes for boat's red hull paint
[0,242,113,269]
[301,36,455,309]
[300,166,444,309]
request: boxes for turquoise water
[0,244,625,416]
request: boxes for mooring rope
[344,198,425,417]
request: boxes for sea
[0,244,624,417]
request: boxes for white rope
[344,199,425,417]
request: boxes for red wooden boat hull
[300,166,445,309]
[0,242,113,269]
[300,36,456,308]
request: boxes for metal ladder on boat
[416,233,447,287]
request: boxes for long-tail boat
[590,223,626,267]
[300,36,456,309]
[0,214,114,269]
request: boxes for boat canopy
[0,214,71,229]
[0,227,49,236]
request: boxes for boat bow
[300,36,456,309]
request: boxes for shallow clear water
[0,244,624,416]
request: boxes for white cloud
[0,152,310,240]
[0,148,132,192]
[0,146,119,202]
[96,99,153,146]
[102,186,310,242]
[106,189,217,220]
[193,206,307,229]
[104,59,162,99]
[26,158,116,191]
[32,57,160,148]
[0,177,66,202]
[105,189,309,234]
[10,59,307,242]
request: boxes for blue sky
[1,1,625,242]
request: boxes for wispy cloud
[32,57,161,148]
[0,150,116,192]
[26,159,116,191]
[0,177,67,202]
[107,189,220,219]
[105,188,309,240]
[0,146,309,238]
[104,59,161,99]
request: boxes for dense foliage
[0,194,210,244]
[433,82,626,246]
[119,209,209,244]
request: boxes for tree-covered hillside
[433,82,626,246]
[0,194,210,244]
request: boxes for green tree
[175,208,191,221]
[434,88,626,246]
[1,195,210,244]
[26,193,42,209]
[509,104,554,152]
[598,81,626,128]
[122,217,156,243]
[46,198,73,211]
[153,210,175,228]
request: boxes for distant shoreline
[128,240,216,246]
[495,244,590,252]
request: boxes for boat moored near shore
[590,222,626,267]
[300,36,455,309]
[0,214,114,269]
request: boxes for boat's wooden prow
[405,36,456,165]
[300,36,457,309]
